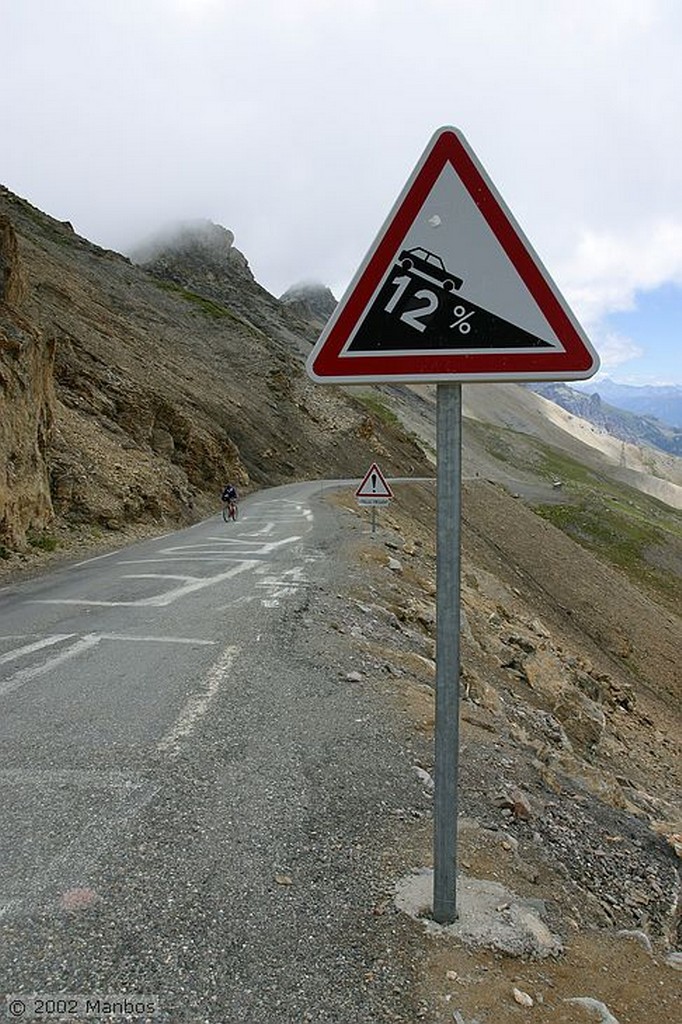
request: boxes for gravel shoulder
[320,481,681,1023]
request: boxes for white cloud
[589,328,643,375]
[559,220,682,326]
[1,0,681,381]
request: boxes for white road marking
[157,644,237,757]
[241,522,275,537]
[0,633,217,701]
[0,634,75,665]
[121,573,202,582]
[203,536,278,544]
[31,559,259,608]
[122,551,270,558]
[95,634,216,645]
[240,516,310,523]
[256,565,310,607]
[72,550,119,568]
[0,635,101,698]
[117,556,261,563]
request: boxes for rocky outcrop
[132,220,255,287]
[280,281,337,327]
[0,216,54,550]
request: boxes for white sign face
[355,162,557,348]
[355,462,394,504]
[307,126,600,384]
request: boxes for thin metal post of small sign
[433,382,462,924]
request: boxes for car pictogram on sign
[397,247,463,293]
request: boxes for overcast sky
[3,0,681,384]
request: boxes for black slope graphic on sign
[346,251,555,354]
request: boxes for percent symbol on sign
[450,306,474,334]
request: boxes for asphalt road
[0,482,427,1023]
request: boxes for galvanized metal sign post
[433,382,462,921]
[306,127,598,924]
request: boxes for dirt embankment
[325,479,681,1023]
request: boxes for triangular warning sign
[355,463,394,499]
[307,127,599,384]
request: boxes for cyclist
[221,483,239,520]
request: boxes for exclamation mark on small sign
[371,473,377,492]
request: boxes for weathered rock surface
[280,281,337,326]
[0,215,54,549]
[0,188,430,561]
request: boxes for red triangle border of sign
[355,463,394,499]
[308,128,598,383]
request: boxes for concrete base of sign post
[394,868,563,958]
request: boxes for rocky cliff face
[280,281,337,328]
[0,214,54,551]
[0,189,429,566]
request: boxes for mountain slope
[0,188,429,564]
[532,382,682,456]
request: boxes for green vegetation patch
[26,530,59,552]
[153,279,238,321]
[535,499,681,610]
[467,420,600,488]
[355,392,400,428]
[466,417,681,609]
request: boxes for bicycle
[222,499,238,522]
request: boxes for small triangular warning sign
[355,463,394,500]
[307,127,599,384]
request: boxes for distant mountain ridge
[280,282,337,328]
[574,378,682,429]
[532,382,682,456]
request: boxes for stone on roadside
[564,997,620,1023]
[511,788,532,820]
[512,987,534,1007]
[616,929,653,955]
[387,556,403,572]
[463,668,502,714]
[495,787,532,820]
[554,688,606,751]
[346,671,363,682]
[413,766,435,793]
